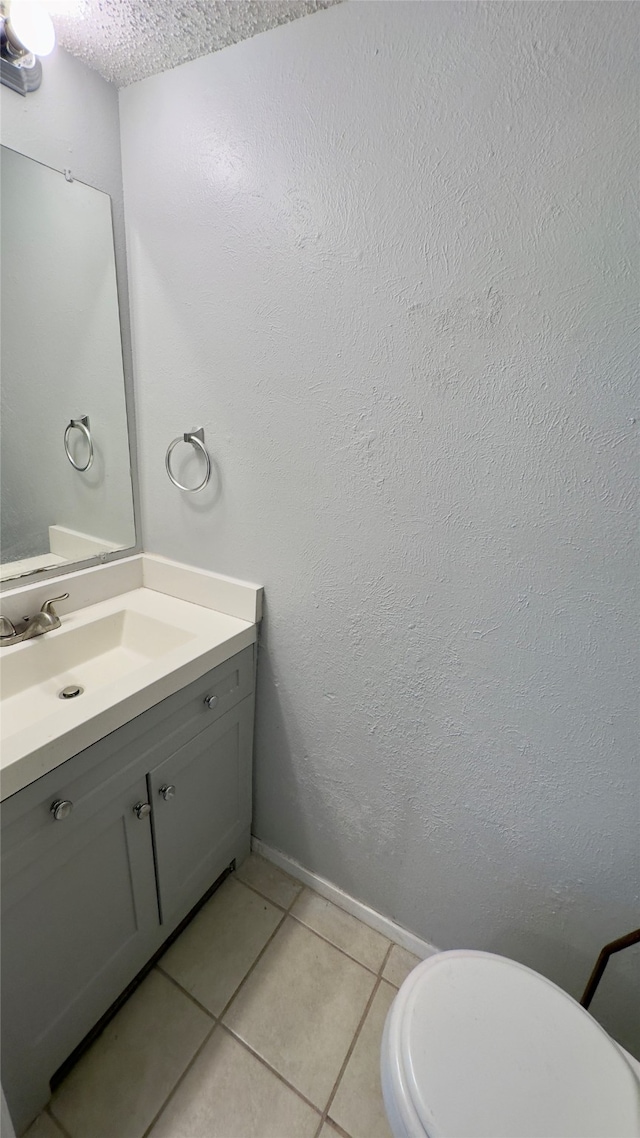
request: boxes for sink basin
[0,609,194,735]
[0,585,256,801]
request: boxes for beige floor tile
[235,853,302,909]
[23,1113,65,1138]
[291,889,390,972]
[50,970,211,1138]
[223,918,376,1110]
[329,980,395,1138]
[160,876,283,1014]
[317,1123,347,1138]
[382,944,421,988]
[149,1027,320,1138]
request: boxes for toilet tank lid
[395,950,640,1138]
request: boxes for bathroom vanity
[0,125,264,1136]
[0,557,262,1134]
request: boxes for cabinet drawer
[191,646,255,727]
[1,645,255,861]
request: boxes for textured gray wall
[120,2,639,1053]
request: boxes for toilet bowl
[381,949,640,1138]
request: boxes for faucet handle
[40,593,69,617]
[0,616,17,641]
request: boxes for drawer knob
[204,694,218,710]
[50,799,73,821]
[159,784,176,801]
[133,802,151,820]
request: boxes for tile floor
[25,855,420,1138]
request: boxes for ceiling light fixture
[1,0,56,96]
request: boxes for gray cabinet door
[1,650,255,1134]
[1,771,159,1134]
[149,696,253,931]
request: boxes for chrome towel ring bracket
[64,415,94,472]
[165,427,211,493]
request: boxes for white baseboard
[252,838,439,961]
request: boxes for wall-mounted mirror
[0,145,136,583]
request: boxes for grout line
[49,869,384,1138]
[233,863,390,977]
[156,885,378,1134]
[234,877,288,912]
[217,909,287,1021]
[154,963,217,1021]
[219,1022,323,1121]
[315,1117,351,1138]
[330,1121,352,1138]
[253,838,439,960]
[285,885,304,912]
[379,939,394,976]
[44,1106,73,1138]
[322,975,382,1128]
[231,866,303,914]
[287,909,390,979]
[139,1020,217,1138]
[312,1115,326,1138]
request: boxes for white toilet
[381,949,640,1138]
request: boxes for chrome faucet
[0,593,69,646]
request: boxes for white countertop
[0,557,262,801]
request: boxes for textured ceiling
[53,0,341,88]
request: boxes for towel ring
[64,416,94,472]
[165,428,211,493]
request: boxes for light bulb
[8,1,56,56]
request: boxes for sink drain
[59,685,84,699]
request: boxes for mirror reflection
[0,145,136,582]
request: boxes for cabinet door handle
[159,784,176,801]
[204,694,218,709]
[133,802,151,820]
[51,799,73,821]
